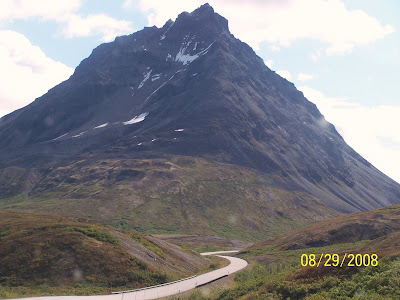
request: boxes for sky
[0,0,399,183]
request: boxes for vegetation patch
[129,233,166,258]
[0,157,340,242]
[0,229,10,241]
[212,204,400,299]
[66,226,120,245]
[0,210,171,298]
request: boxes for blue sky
[0,0,399,183]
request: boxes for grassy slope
[210,205,400,299]
[251,204,400,252]
[0,210,209,299]
[155,234,253,253]
[0,156,340,242]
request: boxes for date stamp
[301,253,378,267]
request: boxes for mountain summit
[0,4,399,237]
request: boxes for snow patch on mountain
[53,133,68,141]
[138,70,152,89]
[175,40,214,65]
[94,123,108,129]
[152,74,162,81]
[72,131,86,138]
[123,112,149,125]
[160,21,174,40]
[145,69,186,102]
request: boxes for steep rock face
[0,4,399,218]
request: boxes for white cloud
[138,0,199,28]
[138,0,394,55]
[0,1,133,42]
[276,70,292,80]
[62,14,134,42]
[264,59,273,69]
[311,49,323,62]
[0,30,74,118]
[299,86,400,184]
[0,0,81,22]
[269,44,281,52]
[123,0,135,9]
[297,73,313,82]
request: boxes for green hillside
[0,156,340,242]
[0,210,209,298]
[212,205,400,299]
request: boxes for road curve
[11,251,247,300]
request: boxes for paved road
[200,250,241,256]
[11,250,247,300]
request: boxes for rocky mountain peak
[194,2,214,13]
[173,3,229,35]
[189,3,218,20]
[161,19,174,29]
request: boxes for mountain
[0,4,399,239]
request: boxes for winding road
[12,250,248,300]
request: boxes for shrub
[66,227,120,245]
